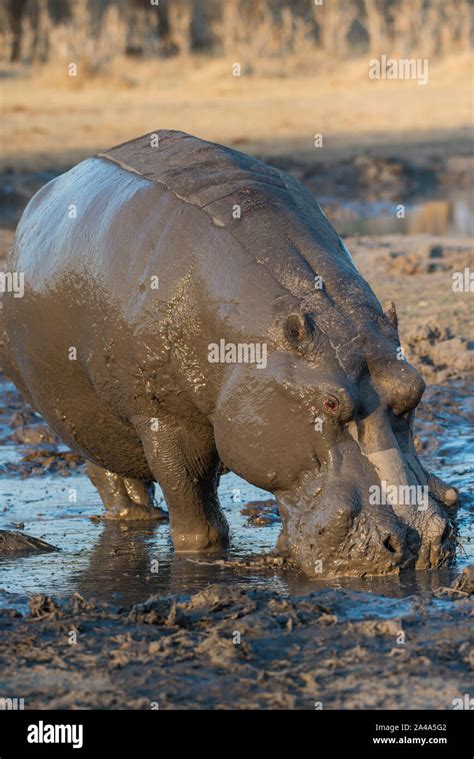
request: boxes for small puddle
[322,191,473,237]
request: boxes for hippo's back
[97,129,300,216]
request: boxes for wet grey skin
[0,130,459,578]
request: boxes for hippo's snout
[276,399,457,579]
[282,474,414,578]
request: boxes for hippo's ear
[383,300,398,331]
[283,313,315,348]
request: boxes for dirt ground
[0,53,473,710]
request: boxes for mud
[0,576,472,710]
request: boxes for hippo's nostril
[383,535,398,554]
[382,532,407,560]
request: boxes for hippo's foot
[171,519,229,552]
[86,461,168,521]
[273,527,291,557]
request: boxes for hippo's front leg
[86,461,167,521]
[132,414,229,552]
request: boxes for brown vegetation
[0,0,472,73]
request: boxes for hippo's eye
[324,396,338,413]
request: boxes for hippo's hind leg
[132,414,229,552]
[86,461,167,521]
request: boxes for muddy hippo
[0,130,458,577]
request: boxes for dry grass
[1,50,472,172]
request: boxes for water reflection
[324,192,473,237]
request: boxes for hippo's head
[214,298,458,579]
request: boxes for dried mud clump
[406,321,474,382]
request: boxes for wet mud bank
[0,574,472,710]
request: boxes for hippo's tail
[0,265,8,375]
[0,284,15,380]
[0,243,11,376]
[0,284,36,408]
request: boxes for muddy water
[0,374,472,615]
[322,191,474,238]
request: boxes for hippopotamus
[1,129,458,577]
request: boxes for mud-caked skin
[1,130,459,577]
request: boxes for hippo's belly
[4,286,152,478]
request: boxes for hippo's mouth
[275,410,458,578]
